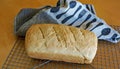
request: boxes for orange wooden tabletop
[0,0,120,68]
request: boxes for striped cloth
[14,0,120,43]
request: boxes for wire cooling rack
[2,26,120,69]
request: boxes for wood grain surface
[0,0,120,68]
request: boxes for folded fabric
[14,0,120,43]
[14,4,95,36]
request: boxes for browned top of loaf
[25,24,97,63]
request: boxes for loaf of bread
[25,24,97,64]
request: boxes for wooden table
[0,0,120,68]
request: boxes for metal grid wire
[2,26,120,69]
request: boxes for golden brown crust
[25,24,97,64]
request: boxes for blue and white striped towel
[14,0,120,43]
